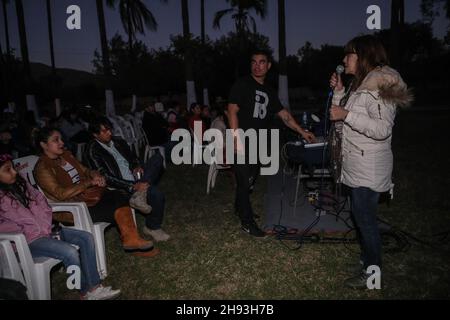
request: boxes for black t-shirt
[228,75,283,131]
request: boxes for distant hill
[30,62,103,87]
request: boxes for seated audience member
[210,106,230,165]
[0,153,121,300]
[0,129,15,155]
[33,127,159,257]
[58,108,90,154]
[142,103,169,147]
[188,103,206,142]
[84,118,169,242]
[201,105,212,130]
[166,102,182,134]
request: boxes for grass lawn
[51,110,450,300]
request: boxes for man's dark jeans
[233,163,260,224]
[141,153,165,230]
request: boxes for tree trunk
[2,0,13,106]
[278,0,289,109]
[181,0,196,108]
[200,0,205,44]
[390,0,404,68]
[96,0,114,115]
[2,0,11,54]
[46,0,59,113]
[200,0,208,105]
[181,0,190,36]
[127,3,133,57]
[15,0,31,84]
[95,0,112,89]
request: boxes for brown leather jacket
[34,150,94,202]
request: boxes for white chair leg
[33,257,61,300]
[207,163,215,194]
[92,222,110,279]
[211,165,219,189]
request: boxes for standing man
[227,50,315,237]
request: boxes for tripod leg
[293,164,302,216]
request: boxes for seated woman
[33,127,159,258]
[0,153,121,300]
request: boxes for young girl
[0,153,121,300]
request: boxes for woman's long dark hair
[344,35,389,91]
[0,163,32,208]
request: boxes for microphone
[336,64,344,76]
[328,64,345,97]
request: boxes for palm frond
[105,0,117,9]
[213,8,234,30]
[248,15,257,33]
[133,0,157,32]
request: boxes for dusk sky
[1,0,447,72]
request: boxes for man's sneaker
[81,285,121,300]
[345,260,364,274]
[344,271,371,289]
[142,226,170,242]
[97,285,121,299]
[129,190,152,214]
[241,221,266,237]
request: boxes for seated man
[84,117,169,242]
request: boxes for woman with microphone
[329,35,412,289]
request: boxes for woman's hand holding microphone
[329,72,348,121]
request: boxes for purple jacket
[0,182,52,244]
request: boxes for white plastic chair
[189,125,208,167]
[76,143,86,162]
[114,116,139,154]
[12,155,110,279]
[206,162,231,195]
[141,126,166,168]
[107,116,126,140]
[0,233,61,300]
[0,239,26,288]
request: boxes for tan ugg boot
[114,207,154,251]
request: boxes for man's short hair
[250,49,272,63]
[89,117,113,135]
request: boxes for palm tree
[15,0,37,118]
[181,0,196,108]
[46,0,60,115]
[213,0,267,35]
[1,0,12,108]
[390,0,405,67]
[277,0,289,110]
[15,0,30,82]
[200,0,205,44]
[2,0,11,55]
[106,0,165,57]
[199,0,209,105]
[95,0,114,115]
[106,0,166,112]
[213,0,267,76]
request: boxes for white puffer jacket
[332,66,413,192]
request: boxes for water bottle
[51,224,62,240]
[302,111,308,129]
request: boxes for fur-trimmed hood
[358,66,414,108]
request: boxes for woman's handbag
[77,185,106,207]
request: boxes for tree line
[1,0,449,115]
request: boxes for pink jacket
[0,182,52,244]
